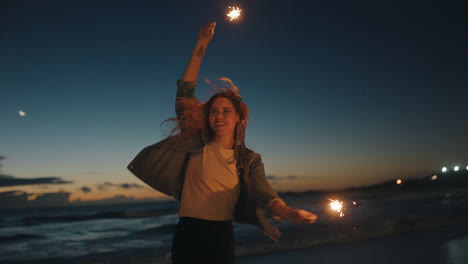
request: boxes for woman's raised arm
[181,22,216,82]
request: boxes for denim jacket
[127,80,284,242]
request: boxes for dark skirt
[172,217,235,264]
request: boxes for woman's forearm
[270,200,290,218]
[181,42,206,82]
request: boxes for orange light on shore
[328,198,344,217]
[396,179,402,185]
[226,6,242,21]
[27,194,38,201]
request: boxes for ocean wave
[0,233,45,242]
[22,209,177,226]
[137,223,177,235]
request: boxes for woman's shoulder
[244,147,262,162]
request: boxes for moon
[19,110,26,117]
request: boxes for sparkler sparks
[328,198,344,217]
[226,6,242,21]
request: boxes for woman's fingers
[291,209,318,224]
[199,22,216,38]
[208,22,216,34]
[303,210,318,223]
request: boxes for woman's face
[209,97,240,138]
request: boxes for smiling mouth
[215,122,226,126]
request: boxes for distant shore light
[454,166,459,171]
[431,175,438,180]
[442,167,447,172]
[396,179,402,185]
[466,165,468,171]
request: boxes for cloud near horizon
[81,186,92,193]
[266,175,301,186]
[121,183,143,189]
[96,182,143,191]
[0,190,71,209]
[266,175,300,180]
[0,174,73,187]
[0,190,157,210]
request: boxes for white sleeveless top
[178,142,240,221]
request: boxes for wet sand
[237,224,468,264]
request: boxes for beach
[237,224,468,264]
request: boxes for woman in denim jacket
[128,22,317,264]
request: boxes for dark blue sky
[1,0,467,199]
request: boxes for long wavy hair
[164,77,250,168]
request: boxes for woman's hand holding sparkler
[283,208,318,225]
[271,201,318,225]
[182,22,216,82]
[197,22,216,47]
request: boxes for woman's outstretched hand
[197,22,216,47]
[282,208,318,225]
[271,201,318,225]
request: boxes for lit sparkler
[328,198,344,217]
[226,6,242,21]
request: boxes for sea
[1,188,467,264]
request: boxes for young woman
[128,22,317,264]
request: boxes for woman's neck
[213,135,234,149]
